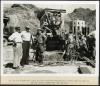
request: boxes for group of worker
[63,31,95,63]
[9,26,46,69]
[8,25,95,69]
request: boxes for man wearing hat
[9,27,22,69]
[35,28,47,66]
[20,26,32,66]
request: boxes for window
[74,26,76,34]
[77,26,80,30]
[82,27,85,35]
[78,22,79,24]
[82,22,84,25]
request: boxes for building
[72,19,89,36]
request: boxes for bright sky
[37,4,95,14]
[4,2,96,14]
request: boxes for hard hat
[15,26,20,30]
[37,28,42,31]
[25,26,30,29]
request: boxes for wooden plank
[83,57,95,67]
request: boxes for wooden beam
[44,8,66,13]
[83,56,95,67]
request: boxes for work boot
[12,67,19,69]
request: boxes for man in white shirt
[20,26,32,66]
[9,27,22,69]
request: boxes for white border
[1,1,99,77]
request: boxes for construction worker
[20,26,32,66]
[9,27,22,69]
[66,32,76,63]
[35,28,47,66]
[78,34,88,57]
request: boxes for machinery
[3,17,13,46]
[38,8,66,51]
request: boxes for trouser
[35,44,44,64]
[20,41,30,66]
[13,43,22,67]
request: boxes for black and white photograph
[1,1,99,76]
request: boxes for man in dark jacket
[35,28,47,66]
